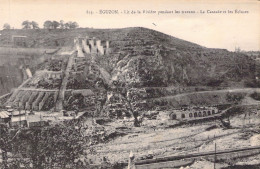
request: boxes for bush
[0,122,89,169]
[226,92,245,103]
[64,93,86,111]
[207,79,223,87]
[244,79,260,88]
[250,92,260,101]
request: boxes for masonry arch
[181,114,185,118]
[208,111,211,115]
[194,112,198,117]
[170,113,177,120]
[198,112,202,117]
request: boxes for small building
[169,107,220,121]
[9,110,28,128]
[0,111,11,123]
[0,110,29,127]
[12,35,27,47]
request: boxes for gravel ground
[88,110,260,167]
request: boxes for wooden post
[40,112,42,127]
[128,151,136,169]
[26,110,29,127]
[19,109,21,128]
[214,142,217,169]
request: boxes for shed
[0,111,11,123]
[0,111,11,118]
[72,89,94,96]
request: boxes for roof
[12,111,26,116]
[12,35,27,38]
[73,89,94,96]
[0,111,11,118]
[82,89,95,96]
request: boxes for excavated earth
[0,27,259,168]
[87,108,260,168]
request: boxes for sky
[0,0,259,51]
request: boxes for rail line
[123,145,260,166]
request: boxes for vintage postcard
[0,0,259,168]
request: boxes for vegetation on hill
[0,27,257,88]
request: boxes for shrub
[244,79,260,88]
[226,92,245,103]
[250,92,260,101]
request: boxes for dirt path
[150,88,260,101]
[18,88,58,92]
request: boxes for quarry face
[0,27,259,169]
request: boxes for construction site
[0,27,259,169]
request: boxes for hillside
[0,47,57,95]
[0,27,201,48]
[0,27,259,168]
[0,27,258,90]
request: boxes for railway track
[120,145,260,168]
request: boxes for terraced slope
[1,27,256,88]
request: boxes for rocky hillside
[98,27,256,88]
[0,27,257,89]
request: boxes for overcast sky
[0,0,259,51]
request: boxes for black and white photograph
[0,0,259,168]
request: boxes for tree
[67,21,73,29]
[0,124,11,169]
[65,21,79,29]
[113,81,140,127]
[43,20,53,29]
[31,21,39,29]
[71,22,79,29]
[3,23,10,30]
[235,47,241,53]
[64,22,70,29]
[52,21,60,29]
[60,20,65,29]
[22,20,31,29]
[3,122,89,168]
